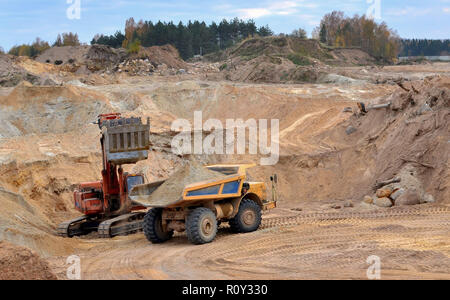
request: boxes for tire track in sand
[76,205,450,280]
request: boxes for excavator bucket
[102,117,150,165]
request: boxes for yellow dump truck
[130,164,278,245]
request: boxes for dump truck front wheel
[186,208,218,245]
[143,208,174,244]
[229,199,262,233]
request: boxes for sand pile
[112,45,188,76]
[207,36,377,84]
[0,54,41,87]
[133,45,187,70]
[36,46,90,66]
[0,54,26,86]
[0,241,57,280]
[85,45,127,72]
[330,48,376,66]
[36,45,127,74]
[132,161,227,207]
[0,53,67,87]
[221,54,324,83]
[35,44,187,77]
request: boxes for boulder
[363,195,374,204]
[374,197,393,208]
[346,126,357,135]
[423,194,435,204]
[343,107,353,113]
[395,191,420,206]
[390,188,405,201]
[344,200,354,208]
[376,187,393,198]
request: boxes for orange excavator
[57,113,152,238]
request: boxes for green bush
[287,54,312,66]
[127,39,141,54]
[219,63,228,71]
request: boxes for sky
[0,0,449,51]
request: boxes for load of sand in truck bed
[131,161,228,207]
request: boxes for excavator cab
[124,174,144,194]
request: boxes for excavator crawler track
[98,212,146,238]
[57,216,97,238]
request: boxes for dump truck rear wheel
[143,208,173,244]
[186,208,217,245]
[229,199,262,233]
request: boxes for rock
[374,197,393,208]
[331,204,342,209]
[416,103,432,115]
[395,191,420,206]
[66,79,87,87]
[343,107,353,113]
[390,188,405,201]
[376,187,393,198]
[344,200,354,208]
[41,77,58,86]
[363,195,373,204]
[346,126,357,135]
[423,194,435,203]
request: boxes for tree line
[4,13,448,63]
[91,18,274,59]
[399,39,449,57]
[312,11,400,62]
[8,33,80,57]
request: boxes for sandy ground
[0,63,449,280]
[47,204,450,280]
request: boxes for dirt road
[48,205,450,280]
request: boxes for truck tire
[229,199,262,233]
[186,207,218,245]
[143,208,173,244]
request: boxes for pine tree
[53,34,63,47]
[319,24,327,43]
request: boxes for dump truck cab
[203,164,276,212]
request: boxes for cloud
[386,7,432,17]
[232,1,318,19]
[237,8,272,19]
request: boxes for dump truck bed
[129,162,236,208]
